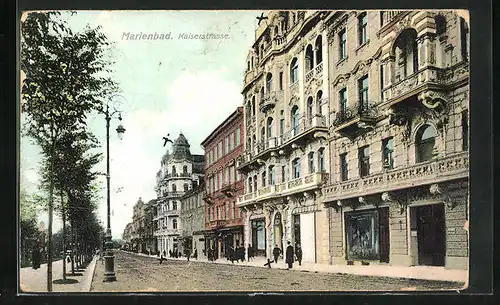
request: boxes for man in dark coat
[31,245,41,270]
[295,243,303,266]
[285,241,294,270]
[193,248,198,260]
[272,245,282,264]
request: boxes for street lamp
[99,95,126,282]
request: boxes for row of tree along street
[20,11,120,291]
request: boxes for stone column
[263,204,272,259]
[322,26,330,122]
[383,192,411,266]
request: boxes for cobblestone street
[90,251,463,292]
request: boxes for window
[318,148,325,172]
[382,137,394,170]
[380,64,385,100]
[358,146,370,177]
[252,96,256,116]
[266,73,273,92]
[316,90,323,115]
[184,183,189,192]
[261,127,265,141]
[435,14,446,36]
[230,132,234,151]
[236,128,241,146]
[416,124,437,162]
[291,106,300,135]
[306,152,314,173]
[460,17,469,61]
[290,58,299,83]
[462,110,468,151]
[172,184,177,192]
[225,137,229,155]
[232,201,236,219]
[358,75,369,107]
[219,171,223,189]
[281,165,286,182]
[248,177,253,192]
[253,175,257,192]
[260,87,265,104]
[268,165,275,185]
[172,166,176,175]
[394,29,419,78]
[218,141,222,159]
[183,165,188,174]
[280,110,285,135]
[340,153,348,181]
[237,167,241,181]
[339,29,347,60]
[261,171,266,187]
[279,72,284,90]
[267,117,273,138]
[225,204,228,219]
[307,97,314,118]
[305,45,314,72]
[292,158,301,179]
[315,35,323,65]
[172,201,177,210]
[216,208,219,220]
[358,13,367,45]
[339,88,348,114]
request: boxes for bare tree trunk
[70,222,75,274]
[61,189,66,280]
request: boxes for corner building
[237,11,331,264]
[153,133,204,255]
[201,107,245,259]
[322,10,469,270]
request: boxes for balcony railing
[259,91,277,112]
[381,11,406,27]
[305,62,324,83]
[237,172,329,207]
[333,101,378,129]
[158,191,185,198]
[153,228,179,236]
[163,172,191,179]
[382,66,447,105]
[323,152,468,202]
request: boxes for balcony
[207,220,227,230]
[323,152,468,202]
[237,172,329,207]
[158,191,185,199]
[153,228,179,236]
[163,172,192,180]
[281,114,328,146]
[220,182,236,197]
[332,102,379,136]
[304,62,324,83]
[259,91,278,112]
[382,66,446,107]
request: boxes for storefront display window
[345,210,380,260]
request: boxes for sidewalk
[131,251,466,283]
[20,256,98,293]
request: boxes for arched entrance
[273,212,283,250]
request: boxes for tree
[21,11,118,291]
[20,190,39,268]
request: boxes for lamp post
[100,96,126,282]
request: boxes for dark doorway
[293,214,301,246]
[416,204,445,266]
[378,207,390,263]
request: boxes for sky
[20,10,260,239]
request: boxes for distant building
[154,133,204,255]
[201,107,245,259]
[179,181,206,258]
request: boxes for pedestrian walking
[295,243,303,266]
[248,244,254,260]
[238,244,245,262]
[185,248,191,262]
[285,241,294,270]
[31,245,41,270]
[193,248,198,260]
[272,245,282,264]
[159,253,164,264]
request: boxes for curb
[81,255,98,292]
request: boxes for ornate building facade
[237,11,331,263]
[322,10,469,270]
[179,182,206,258]
[201,107,245,259]
[153,133,204,255]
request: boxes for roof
[200,107,243,148]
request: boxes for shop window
[345,210,380,260]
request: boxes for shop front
[344,208,389,263]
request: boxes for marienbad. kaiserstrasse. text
[122,32,230,40]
